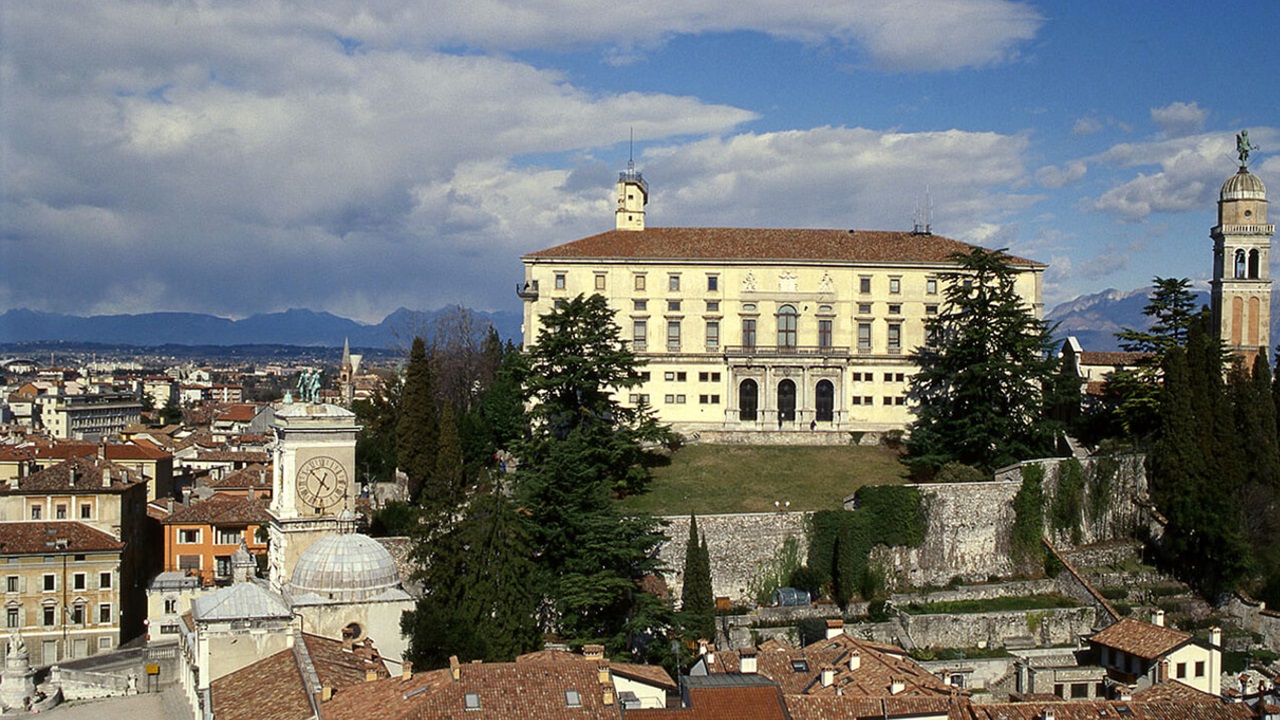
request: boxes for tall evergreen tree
[679,515,715,643]
[1116,277,1199,355]
[427,403,466,516]
[397,337,438,503]
[907,248,1061,473]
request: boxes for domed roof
[1221,167,1267,201]
[289,533,400,602]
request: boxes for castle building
[1211,133,1273,367]
[520,166,1045,436]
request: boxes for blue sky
[2,1,1277,323]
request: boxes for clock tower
[266,400,360,591]
[1211,131,1273,368]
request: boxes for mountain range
[0,306,523,350]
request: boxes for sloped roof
[161,492,271,526]
[0,521,124,554]
[1078,351,1152,367]
[210,648,312,720]
[964,700,1252,719]
[1132,679,1222,704]
[215,404,261,423]
[4,456,145,494]
[628,679,788,720]
[1089,617,1194,660]
[192,579,291,622]
[785,693,965,719]
[208,463,272,490]
[525,227,1043,268]
[515,648,676,690]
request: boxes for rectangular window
[884,373,893,382]
[5,609,17,628]
[926,304,938,315]
[594,274,606,291]
[857,303,872,315]
[664,394,675,404]
[99,604,112,624]
[742,319,757,348]
[676,372,687,381]
[80,504,91,519]
[889,277,901,294]
[639,371,650,381]
[634,274,646,291]
[706,301,720,312]
[71,604,85,625]
[884,396,893,405]
[1176,662,1187,679]
[676,395,686,404]
[1195,661,1205,677]
[706,321,720,350]
[699,395,721,404]
[857,323,872,352]
[1070,683,1088,699]
[888,304,901,315]
[818,319,832,348]
[43,607,55,626]
[707,275,719,292]
[73,573,86,591]
[669,275,681,291]
[664,371,675,381]
[554,273,566,290]
[178,555,200,571]
[215,556,232,578]
[859,277,871,294]
[56,504,67,519]
[43,574,55,592]
[30,506,41,520]
[99,572,112,590]
[667,300,681,312]
[632,320,647,350]
[5,576,17,593]
[927,278,938,295]
[634,299,647,311]
[699,372,709,382]
[667,321,681,352]
[215,528,241,545]
[851,396,862,405]
[888,323,902,354]
[178,529,200,544]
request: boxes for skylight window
[566,690,581,707]
[464,692,481,710]
[791,659,809,673]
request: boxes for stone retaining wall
[880,606,1097,650]
[660,512,809,603]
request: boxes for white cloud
[1072,117,1103,135]
[1150,101,1208,138]
[1035,161,1087,189]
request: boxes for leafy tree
[397,337,438,503]
[907,248,1062,473]
[679,515,715,643]
[401,481,542,668]
[368,500,417,537]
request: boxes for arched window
[1249,249,1261,279]
[777,379,796,422]
[739,379,758,422]
[1235,249,1248,278]
[815,380,834,422]
[777,305,798,348]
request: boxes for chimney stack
[820,666,836,688]
[826,619,845,640]
[402,661,413,681]
[890,679,905,695]
[597,663,611,686]
[583,644,604,661]
[1152,609,1165,627]
[1210,626,1222,647]
[602,686,615,706]
[365,669,378,683]
[740,648,757,674]
[449,656,461,682]
[848,651,861,672]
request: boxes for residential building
[520,166,1045,435]
[0,521,126,666]
[36,391,142,441]
[1087,614,1221,696]
[159,493,271,585]
[0,440,173,502]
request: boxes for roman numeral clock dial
[296,455,347,513]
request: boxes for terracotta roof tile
[525,228,1043,267]
[515,648,676,690]
[208,463,272,489]
[964,700,1252,719]
[1089,618,1194,660]
[0,521,124,554]
[1078,351,1153,367]
[215,404,261,423]
[3,456,145,494]
[1132,679,1221,704]
[785,693,966,719]
[160,493,272,526]
[193,449,270,463]
[210,648,313,720]
[629,681,788,720]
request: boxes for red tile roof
[1078,351,1153,368]
[1132,679,1222,704]
[964,700,1252,719]
[525,228,1043,267]
[210,647,313,720]
[0,521,124,554]
[215,404,260,423]
[160,492,271,526]
[515,648,676,690]
[208,464,272,489]
[3,456,145,494]
[1089,618,1194,660]
[633,682,789,720]
[785,693,966,719]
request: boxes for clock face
[296,455,348,512]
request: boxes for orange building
[159,493,271,585]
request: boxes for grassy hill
[618,444,909,516]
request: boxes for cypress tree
[680,515,715,643]
[397,337,438,503]
[427,403,465,518]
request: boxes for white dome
[289,533,400,602]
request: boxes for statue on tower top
[1237,130,1258,168]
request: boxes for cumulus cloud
[0,1,1044,320]
[1035,161,1087,189]
[1073,117,1103,135]
[1151,101,1208,138]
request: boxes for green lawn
[900,594,1082,615]
[617,444,909,516]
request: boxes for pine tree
[397,337,438,503]
[1116,277,1198,355]
[427,403,465,517]
[907,248,1061,473]
[679,515,715,643]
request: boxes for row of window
[633,317,909,353]
[630,299,936,316]
[29,503,95,520]
[661,371,722,382]
[851,372,907,383]
[552,273,940,295]
[6,603,113,628]
[17,571,113,593]
[177,528,248,545]
[851,396,908,406]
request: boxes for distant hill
[0,306,523,349]
[1047,286,1280,353]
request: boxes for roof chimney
[402,661,413,681]
[1117,685,1133,702]
[826,619,845,640]
[597,663,611,686]
[583,644,604,661]
[449,656,461,682]
[821,666,836,688]
[365,669,379,683]
[321,686,333,702]
[1042,710,1055,720]
[102,465,112,488]
[740,648,757,674]
[890,679,905,695]
[1152,609,1165,627]
[602,686,615,706]
[848,651,861,672]
[1210,626,1222,648]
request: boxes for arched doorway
[739,379,758,421]
[815,380,834,422]
[777,379,796,422]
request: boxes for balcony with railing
[724,344,850,357]
[516,279,539,301]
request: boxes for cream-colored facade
[521,171,1045,435]
[1211,154,1273,368]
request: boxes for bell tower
[1211,131,1273,367]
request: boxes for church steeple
[1211,131,1273,367]
[615,159,648,231]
